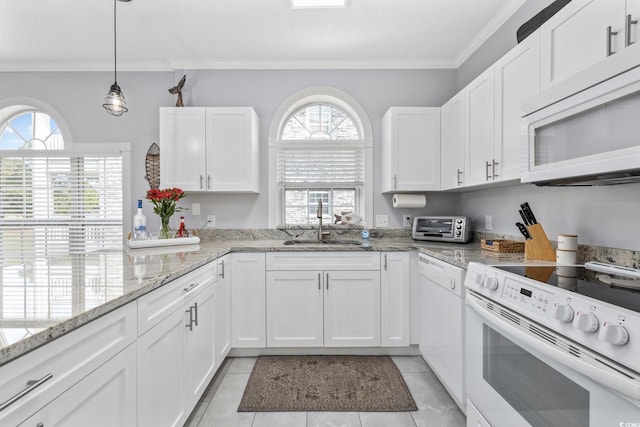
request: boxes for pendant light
[103,0,131,116]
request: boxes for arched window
[269,87,373,228]
[0,110,64,150]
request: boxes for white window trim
[0,97,73,148]
[268,86,373,228]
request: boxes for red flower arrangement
[146,188,186,238]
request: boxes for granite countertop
[0,235,547,366]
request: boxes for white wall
[0,69,459,230]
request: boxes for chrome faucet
[316,200,330,240]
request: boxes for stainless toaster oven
[412,216,471,243]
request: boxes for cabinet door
[465,66,496,186]
[20,345,137,427]
[184,284,217,408]
[266,271,324,347]
[216,255,232,361]
[540,0,626,90]
[381,107,441,192]
[231,253,266,348]
[205,107,259,193]
[159,107,207,191]
[494,32,541,181]
[440,93,466,189]
[137,307,188,427]
[381,252,411,347]
[324,270,381,347]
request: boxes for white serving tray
[127,236,200,249]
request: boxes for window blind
[0,153,124,325]
[277,144,365,188]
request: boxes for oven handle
[466,294,640,402]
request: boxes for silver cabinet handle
[492,159,499,179]
[607,25,619,56]
[207,175,212,190]
[326,273,329,290]
[0,373,53,412]
[193,302,199,327]
[384,254,388,271]
[183,283,198,293]
[626,14,638,47]
[485,161,491,181]
[185,306,194,331]
[457,169,463,186]
[219,260,225,278]
[392,175,397,189]
[200,175,204,190]
[318,273,321,290]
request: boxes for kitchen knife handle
[519,209,529,226]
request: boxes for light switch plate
[191,203,200,216]
[375,214,389,228]
[485,215,493,230]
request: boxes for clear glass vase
[158,214,172,239]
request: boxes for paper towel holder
[392,193,427,209]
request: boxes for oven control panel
[502,277,553,316]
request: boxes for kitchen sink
[282,239,363,246]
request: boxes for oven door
[466,291,640,427]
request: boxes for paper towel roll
[392,193,426,208]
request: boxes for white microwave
[521,65,640,186]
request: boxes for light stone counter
[0,233,554,366]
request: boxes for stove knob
[600,322,629,346]
[552,304,574,323]
[483,277,498,291]
[573,311,599,333]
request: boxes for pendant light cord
[113,0,118,84]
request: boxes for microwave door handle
[466,295,640,402]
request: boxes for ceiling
[0,0,526,72]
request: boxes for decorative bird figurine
[168,74,186,107]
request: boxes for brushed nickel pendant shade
[103,0,131,116]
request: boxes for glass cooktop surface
[494,265,640,314]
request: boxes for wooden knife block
[525,223,556,261]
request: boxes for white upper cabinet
[494,31,541,181]
[440,92,466,190]
[381,107,441,193]
[160,107,259,193]
[539,0,638,91]
[464,66,496,186]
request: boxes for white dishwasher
[418,252,466,412]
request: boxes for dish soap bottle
[133,200,147,240]
[361,226,370,248]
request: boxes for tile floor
[185,356,466,427]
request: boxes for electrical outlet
[403,214,412,227]
[375,214,389,228]
[485,215,493,231]
[206,215,216,228]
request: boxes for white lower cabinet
[19,344,137,427]
[137,262,217,427]
[380,252,411,347]
[266,271,324,347]
[231,253,266,348]
[323,270,381,347]
[216,255,232,360]
[265,252,384,348]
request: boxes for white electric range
[464,262,640,427]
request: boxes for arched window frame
[268,86,373,228]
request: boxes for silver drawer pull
[183,283,198,293]
[485,160,491,181]
[0,373,53,412]
[185,307,194,331]
[193,302,199,327]
[607,25,619,56]
[219,260,225,278]
[627,14,638,47]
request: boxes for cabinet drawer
[0,302,137,427]
[138,262,216,335]
[266,252,380,271]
